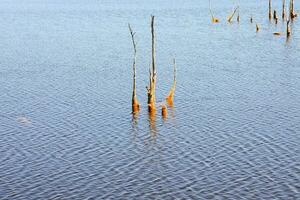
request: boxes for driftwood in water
[129,24,140,113]
[228,6,239,23]
[237,8,240,23]
[269,0,272,19]
[147,16,157,113]
[166,58,177,106]
[256,23,260,32]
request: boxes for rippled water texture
[1,0,300,199]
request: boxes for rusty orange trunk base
[166,91,174,106]
[162,105,167,118]
[212,17,219,23]
[132,98,140,113]
[148,102,156,113]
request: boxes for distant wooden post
[129,24,140,113]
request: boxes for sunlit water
[1,0,300,199]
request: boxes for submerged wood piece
[166,58,177,106]
[237,9,240,23]
[269,0,272,19]
[129,24,140,113]
[147,16,157,113]
[227,6,239,23]
[250,15,253,23]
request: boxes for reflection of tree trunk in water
[166,58,176,106]
[148,111,157,142]
[131,112,138,127]
[147,16,157,113]
[128,24,140,113]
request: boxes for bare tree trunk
[287,20,291,37]
[166,58,177,106]
[269,0,272,20]
[289,0,296,20]
[274,10,278,24]
[128,24,140,113]
[147,16,157,112]
[228,6,239,23]
[162,104,167,119]
[291,0,294,16]
[237,7,240,23]
[282,0,286,19]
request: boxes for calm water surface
[1,0,300,199]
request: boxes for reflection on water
[148,111,157,143]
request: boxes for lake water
[1,0,300,199]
